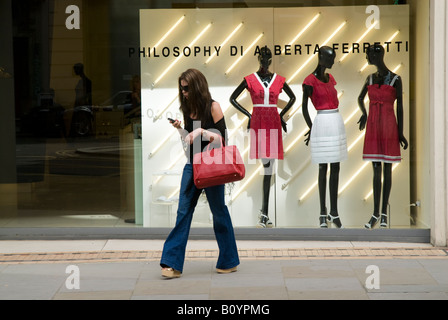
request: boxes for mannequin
[302,46,347,228]
[357,44,408,229]
[230,46,296,228]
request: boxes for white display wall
[139,5,410,229]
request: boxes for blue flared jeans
[160,163,240,273]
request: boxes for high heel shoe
[327,212,343,228]
[257,212,273,228]
[365,214,379,229]
[319,208,328,228]
[319,215,328,228]
[380,213,388,228]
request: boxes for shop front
[0,1,445,246]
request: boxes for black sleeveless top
[183,101,227,163]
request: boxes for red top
[302,73,339,110]
[245,73,285,105]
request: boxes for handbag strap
[205,135,224,152]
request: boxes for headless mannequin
[230,46,296,228]
[302,46,343,228]
[357,45,408,229]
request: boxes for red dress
[363,75,402,163]
[245,73,285,160]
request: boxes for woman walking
[160,68,240,278]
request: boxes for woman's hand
[171,119,182,129]
[184,128,203,145]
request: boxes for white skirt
[310,109,348,164]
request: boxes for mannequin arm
[357,80,368,131]
[395,77,408,150]
[230,80,252,130]
[302,84,313,145]
[279,83,296,133]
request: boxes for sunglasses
[180,85,189,92]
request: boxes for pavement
[0,239,447,302]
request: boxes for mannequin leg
[365,162,382,229]
[380,163,392,228]
[258,159,274,228]
[329,163,340,214]
[318,164,328,228]
[328,163,342,228]
[372,162,382,215]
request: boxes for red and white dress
[303,73,347,164]
[245,73,285,160]
[363,75,402,163]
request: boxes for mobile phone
[168,118,176,123]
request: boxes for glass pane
[0,0,429,232]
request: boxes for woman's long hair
[178,68,212,124]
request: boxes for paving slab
[0,240,446,302]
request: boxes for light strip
[347,131,365,152]
[230,165,263,203]
[287,54,315,84]
[338,162,370,195]
[153,15,186,50]
[284,128,309,154]
[343,106,363,132]
[363,163,400,200]
[393,63,402,73]
[205,23,243,65]
[281,156,311,190]
[153,152,184,185]
[282,13,321,55]
[339,20,378,63]
[228,118,248,139]
[149,95,180,157]
[320,21,347,47]
[154,95,179,122]
[360,30,400,72]
[287,21,347,84]
[299,181,318,202]
[154,23,212,86]
[168,187,180,200]
[149,130,176,158]
[225,33,264,75]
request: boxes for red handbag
[192,138,245,189]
